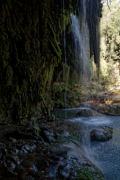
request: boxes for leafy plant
[77,169,94,180]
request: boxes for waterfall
[63,0,67,82]
[71,0,90,82]
[63,0,67,107]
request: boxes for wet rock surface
[91,126,113,142]
[86,91,120,116]
[76,108,94,117]
[0,123,105,180]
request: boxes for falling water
[63,0,67,72]
[55,107,120,180]
[63,0,67,108]
[71,0,90,82]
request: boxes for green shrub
[77,169,94,180]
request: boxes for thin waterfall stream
[70,0,90,81]
[62,0,67,108]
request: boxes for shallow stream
[54,107,120,180]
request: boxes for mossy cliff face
[87,0,102,67]
[0,0,102,122]
[0,0,73,122]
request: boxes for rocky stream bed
[0,116,105,180]
[2,99,120,180]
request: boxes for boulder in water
[91,126,113,142]
[76,108,94,117]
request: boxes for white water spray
[71,0,90,81]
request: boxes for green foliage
[101,0,120,62]
[100,0,120,88]
[77,169,94,180]
[52,82,67,107]
[48,17,62,59]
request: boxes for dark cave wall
[0,0,102,122]
[87,0,102,67]
[0,0,67,121]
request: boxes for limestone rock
[91,126,113,141]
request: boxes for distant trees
[101,0,120,62]
[100,0,120,85]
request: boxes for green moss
[77,169,94,180]
[6,65,13,86]
[48,17,62,59]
